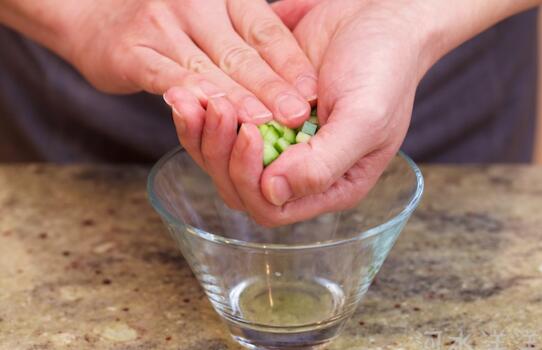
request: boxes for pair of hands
[68,0,432,227]
[157,0,429,226]
[59,0,486,226]
[2,0,534,225]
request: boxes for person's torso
[0,10,537,163]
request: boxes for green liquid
[233,277,344,327]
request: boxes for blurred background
[0,9,541,165]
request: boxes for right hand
[62,0,316,126]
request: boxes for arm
[0,0,317,127]
[0,1,83,61]
[422,0,541,71]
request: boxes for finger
[201,96,245,210]
[184,3,310,127]
[152,24,273,123]
[261,156,387,226]
[165,87,206,170]
[260,101,392,206]
[229,124,286,226]
[229,0,318,102]
[122,46,204,97]
[271,0,322,30]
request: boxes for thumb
[271,0,322,29]
[261,99,391,206]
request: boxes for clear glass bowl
[147,147,423,349]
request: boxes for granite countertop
[0,164,541,350]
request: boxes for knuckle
[253,211,284,228]
[302,158,334,194]
[339,188,361,211]
[360,107,391,144]
[142,64,163,93]
[279,56,307,76]
[336,96,391,144]
[256,78,286,96]
[136,1,170,29]
[108,45,131,77]
[184,54,214,74]
[202,146,222,163]
[219,45,259,75]
[248,19,287,48]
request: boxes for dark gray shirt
[0,10,537,163]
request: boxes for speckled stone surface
[0,164,541,350]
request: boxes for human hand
[242,0,433,225]
[258,0,540,224]
[166,0,428,224]
[166,0,539,226]
[59,0,317,126]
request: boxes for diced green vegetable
[258,124,269,138]
[263,142,279,166]
[301,121,317,136]
[282,127,295,144]
[253,117,319,166]
[268,120,284,136]
[275,138,291,153]
[263,128,280,144]
[296,132,311,143]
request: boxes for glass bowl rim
[147,146,424,251]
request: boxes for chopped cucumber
[263,128,280,145]
[296,132,311,143]
[263,142,279,166]
[282,127,295,144]
[301,121,317,136]
[275,138,291,153]
[258,124,269,137]
[268,121,284,136]
[253,118,319,166]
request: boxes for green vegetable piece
[268,121,284,136]
[275,138,291,153]
[282,127,295,144]
[263,142,279,166]
[308,116,319,125]
[258,124,269,138]
[296,132,311,143]
[301,121,317,136]
[264,128,280,144]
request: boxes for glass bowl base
[227,319,344,350]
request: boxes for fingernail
[206,98,224,131]
[268,176,293,206]
[172,104,186,134]
[295,75,318,102]
[199,80,226,99]
[163,91,174,107]
[243,96,272,122]
[237,124,252,152]
[276,93,309,121]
